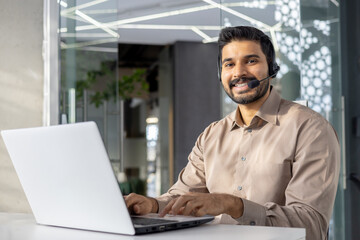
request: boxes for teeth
[235,83,247,87]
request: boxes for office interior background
[0,0,358,239]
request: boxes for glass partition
[298,1,344,239]
[59,0,124,181]
[219,0,344,239]
[58,0,223,197]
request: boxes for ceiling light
[59,0,67,8]
[224,1,270,9]
[61,38,118,49]
[116,24,220,31]
[202,37,218,44]
[191,27,212,42]
[202,0,271,29]
[75,10,119,38]
[75,4,216,31]
[269,28,279,51]
[78,46,118,53]
[61,33,115,38]
[60,24,221,37]
[81,9,117,15]
[330,0,339,7]
[146,117,159,124]
[61,0,108,15]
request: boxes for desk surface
[0,213,305,240]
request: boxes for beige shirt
[156,88,340,240]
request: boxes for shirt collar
[255,86,281,126]
[230,87,281,130]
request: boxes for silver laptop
[1,122,214,235]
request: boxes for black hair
[218,26,279,77]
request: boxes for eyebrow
[222,54,261,64]
[244,54,261,59]
[222,57,233,64]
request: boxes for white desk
[0,213,305,240]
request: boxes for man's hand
[125,193,159,215]
[159,192,244,218]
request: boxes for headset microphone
[247,72,277,89]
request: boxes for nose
[233,63,246,79]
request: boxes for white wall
[0,0,44,213]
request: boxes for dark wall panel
[341,1,360,239]
[173,42,221,180]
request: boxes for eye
[224,62,234,68]
[247,59,258,64]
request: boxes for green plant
[76,63,149,108]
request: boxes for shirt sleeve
[235,115,340,240]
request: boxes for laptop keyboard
[131,217,177,226]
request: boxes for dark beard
[224,78,270,104]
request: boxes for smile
[229,77,256,89]
[234,82,248,88]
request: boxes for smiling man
[125,26,340,240]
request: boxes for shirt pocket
[247,162,292,205]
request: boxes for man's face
[220,40,270,105]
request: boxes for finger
[169,196,191,216]
[159,198,178,217]
[133,204,141,214]
[194,207,207,217]
[125,194,145,214]
[125,193,142,208]
[178,206,185,215]
[130,202,149,215]
[182,201,202,216]
[132,199,153,215]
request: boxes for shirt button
[241,157,246,161]
[250,221,256,225]
[247,128,252,133]
[237,186,242,191]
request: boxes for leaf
[75,63,149,107]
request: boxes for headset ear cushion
[269,62,280,77]
[217,56,222,81]
[273,64,280,77]
[269,62,274,76]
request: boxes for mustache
[229,77,257,88]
